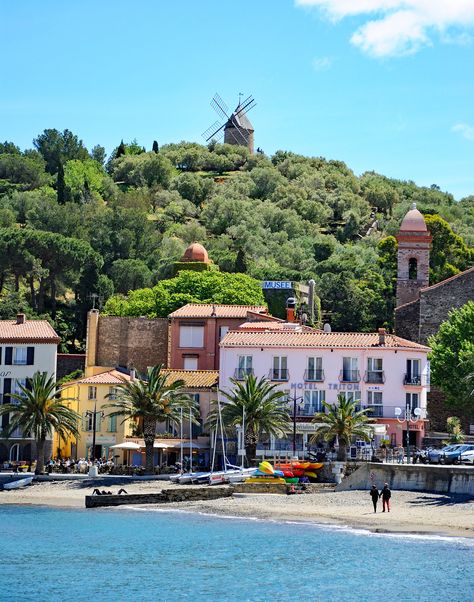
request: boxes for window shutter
[0,347,2,364]
[2,378,11,428]
[5,347,12,365]
[27,347,35,365]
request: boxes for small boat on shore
[2,477,33,490]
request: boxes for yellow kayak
[245,477,286,484]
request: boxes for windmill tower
[202,93,256,153]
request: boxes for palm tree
[106,365,198,475]
[0,371,79,474]
[310,394,374,461]
[210,374,290,464]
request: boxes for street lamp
[291,391,304,457]
[85,399,104,463]
[395,403,423,464]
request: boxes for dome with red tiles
[181,242,210,263]
[399,203,428,232]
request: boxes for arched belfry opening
[408,257,418,280]
[396,203,431,307]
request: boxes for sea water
[0,506,473,602]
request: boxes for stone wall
[428,387,474,433]
[96,316,168,373]
[394,299,420,342]
[57,354,86,379]
[419,267,474,345]
[336,462,474,496]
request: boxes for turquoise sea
[0,505,473,602]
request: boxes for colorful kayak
[284,477,299,484]
[246,476,286,484]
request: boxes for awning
[110,442,141,450]
[173,442,209,450]
[153,442,169,449]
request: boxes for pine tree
[152,140,159,153]
[116,140,126,159]
[235,248,247,273]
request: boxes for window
[405,359,421,385]
[83,412,101,432]
[367,358,384,383]
[406,392,419,411]
[13,348,27,365]
[367,391,383,405]
[179,325,204,348]
[236,356,253,378]
[10,379,27,404]
[183,356,198,370]
[88,386,97,400]
[272,357,288,381]
[306,357,323,381]
[219,326,229,340]
[342,357,359,382]
[340,390,361,404]
[108,415,117,433]
[108,387,119,400]
[303,389,325,414]
[408,257,418,280]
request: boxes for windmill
[202,93,256,153]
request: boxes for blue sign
[262,281,292,290]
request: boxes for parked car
[460,449,474,465]
[440,444,474,464]
[427,444,463,464]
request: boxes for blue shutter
[0,347,2,364]
[5,347,12,365]
[27,347,35,365]
[2,378,11,428]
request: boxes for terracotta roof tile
[238,321,316,332]
[220,331,430,351]
[75,370,132,385]
[420,265,474,293]
[162,369,219,388]
[0,319,60,343]
[169,304,268,319]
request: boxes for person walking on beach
[380,483,391,512]
[370,485,379,513]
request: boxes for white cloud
[312,56,333,70]
[452,123,474,141]
[296,1,474,57]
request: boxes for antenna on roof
[88,292,99,310]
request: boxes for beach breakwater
[336,463,474,496]
[85,485,233,508]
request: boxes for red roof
[0,319,60,343]
[220,330,430,351]
[169,304,268,319]
[74,370,132,385]
[399,205,428,233]
[238,321,316,332]
[420,265,474,293]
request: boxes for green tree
[57,162,67,204]
[211,374,290,462]
[0,153,50,191]
[109,258,152,293]
[90,145,106,165]
[152,140,159,153]
[429,301,474,408]
[33,128,89,174]
[106,365,197,474]
[310,394,374,461]
[0,372,79,474]
[444,416,465,445]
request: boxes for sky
[1,0,474,199]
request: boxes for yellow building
[56,369,133,461]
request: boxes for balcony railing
[297,403,325,416]
[234,368,254,380]
[339,370,360,383]
[364,371,385,384]
[364,405,384,418]
[304,369,325,382]
[269,368,289,382]
[404,374,422,386]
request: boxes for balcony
[404,374,422,386]
[234,368,254,380]
[269,368,289,382]
[364,405,384,418]
[304,369,325,382]
[296,403,325,417]
[364,371,385,384]
[339,370,360,383]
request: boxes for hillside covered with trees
[0,129,473,350]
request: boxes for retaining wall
[336,463,474,496]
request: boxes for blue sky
[2,0,474,199]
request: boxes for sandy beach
[1,479,473,539]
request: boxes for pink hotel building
[219,326,431,455]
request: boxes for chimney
[129,368,136,381]
[378,328,386,346]
[85,309,100,369]
[286,297,297,323]
[16,313,26,325]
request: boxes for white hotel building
[219,325,431,456]
[0,314,59,463]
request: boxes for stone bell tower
[396,203,431,307]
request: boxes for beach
[1,479,473,539]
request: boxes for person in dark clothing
[380,483,391,512]
[370,485,379,513]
